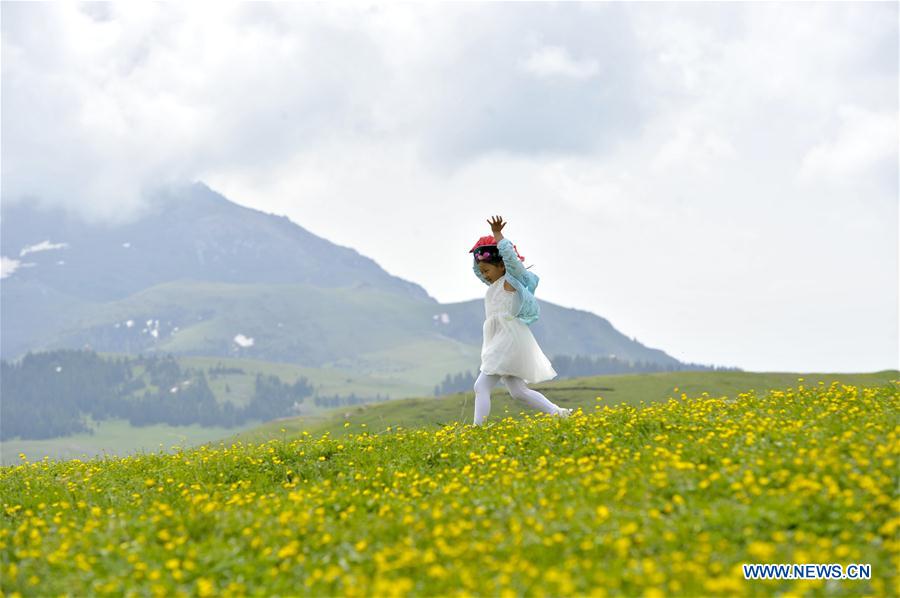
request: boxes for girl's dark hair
[474,255,503,266]
[474,256,535,270]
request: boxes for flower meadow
[2,380,898,597]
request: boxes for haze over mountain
[1,182,684,371]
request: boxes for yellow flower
[278,541,299,559]
[748,541,776,561]
[704,575,743,593]
[196,577,216,597]
[614,537,631,557]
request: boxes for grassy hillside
[13,275,684,377]
[173,355,435,406]
[4,369,896,467]
[0,417,262,467]
[216,370,900,447]
[1,352,436,467]
[2,379,896,596]
[1,345,477,466]
[58,281,452,366]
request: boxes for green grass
[1,378,896,596]
[5,370,895,468]
[174,355,428,406]
[218,369,900,447]
[328,336,481,388]
[0,417,264,467]
[7,370,900,465]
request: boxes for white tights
[473,372,564,426]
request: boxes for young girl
[468,215,573,426]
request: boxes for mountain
[1,181,432,303]
[1,181,684,373]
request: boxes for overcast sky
[2,2,897,373]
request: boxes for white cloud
[521,45,600,79]
[649,122,737,177]
[2,2,896,372]
[796,105,898,186]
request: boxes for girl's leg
[473,372,503,426]
[502,376,564,415]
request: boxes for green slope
[1,352,445,466]
[212,369,900,447]
[8,369,894,467]
[59,280,443,364]
[23,278,686,378]
[3,379,896,596]
[43,281,484,394]
[0,417,262,466]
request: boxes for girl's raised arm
[488,216,529,281]
[497,238,529,281]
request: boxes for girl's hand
[487,215,506,237]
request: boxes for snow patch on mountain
[234,334,254,348]
[19,240,69,257]
[1,256,21,279]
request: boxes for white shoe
[555,408,573,419]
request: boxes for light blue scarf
[472,238,541,325]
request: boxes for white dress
[480,275,558,384]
